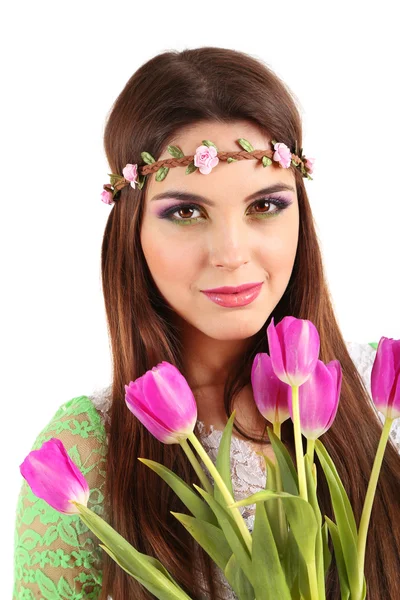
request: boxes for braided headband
[101,137,314,205]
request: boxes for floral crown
[101,137,315,205]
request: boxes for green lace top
[13,395,108,599]
[14,342,398,600]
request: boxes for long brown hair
[99,47,400,599]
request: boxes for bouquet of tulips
[20,317,400,599]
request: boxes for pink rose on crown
[122,163,139,188]
[305,157,315,175]
[273,142,292,169]
[101,189,114,205]
[193,145,219,174]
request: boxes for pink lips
[202,282,263,294]
[201,282,263,308]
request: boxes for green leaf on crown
[202,140,218,151]
[108,173,124,187]
[136,175,146,190]
[167,145,185,158]
[262,156,272,167]
[185,161,198,175]
[141,152,156,165]
[155,167,169,182]
[227,157,238,163]
[237,138,254,152]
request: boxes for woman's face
[140,120,299,342]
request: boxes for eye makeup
[155,195,293,226]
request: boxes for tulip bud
[125,361,198,443]
[371,337,400,420]
[267,316,320,387]
[19,438,90,514]
[288,359,342,440]
[251,352,291,425]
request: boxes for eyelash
[160,196,291,226]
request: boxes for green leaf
[136,174,146,190]
[267,427,299,496]
[281,527,300,593]
[101,545,190,600]
[237,138,254,152]
[133,574,191,600]
[368,342,378,350]
[171,512,231,573]
[138,458,218,526]
[185,161,197,175]
[321,522,332,575]
[224,554,255,600]
[167,145,185,158]
[155,167,169,182]
[263,456,287,557]
[74,503,188,599]
[314,440,361,597]
[252,499,292,599]
[193,485,254,586]
[227,157,238,163]
[262,156,272,167]
[201,140,218,150]
[214,410,236,505]
[231,489,318,566]
[141,151,156,164]
[108,173,125,187]
[324,517,351,600]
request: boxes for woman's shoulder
[13,391,112,598]
[30,390,111,453]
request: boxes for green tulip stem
[273,421,281,438]
[357,415,394,580]
[179,438,214,496]
[307,438,315,464]
[187,432,253,555]
[291,385,308,501]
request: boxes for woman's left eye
[161,197,291,226]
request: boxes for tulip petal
[19,438,89,514]
[267,317,320,387]
[251,352,291,424]
[125,386,182,443]
[371,338,400,419]
[125,361,197,443]
[289,360,341,440]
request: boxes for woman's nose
[208,223,251,270]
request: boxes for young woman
[13,47,400,600]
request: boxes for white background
[2,1,399,595]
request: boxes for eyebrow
[150,183,296,207]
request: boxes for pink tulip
[19,438,90,514]
[267,316,320,387]
[288,359,342,440]
[251,352,291,424]
[125,361,198,444]
[371,337,400,420]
